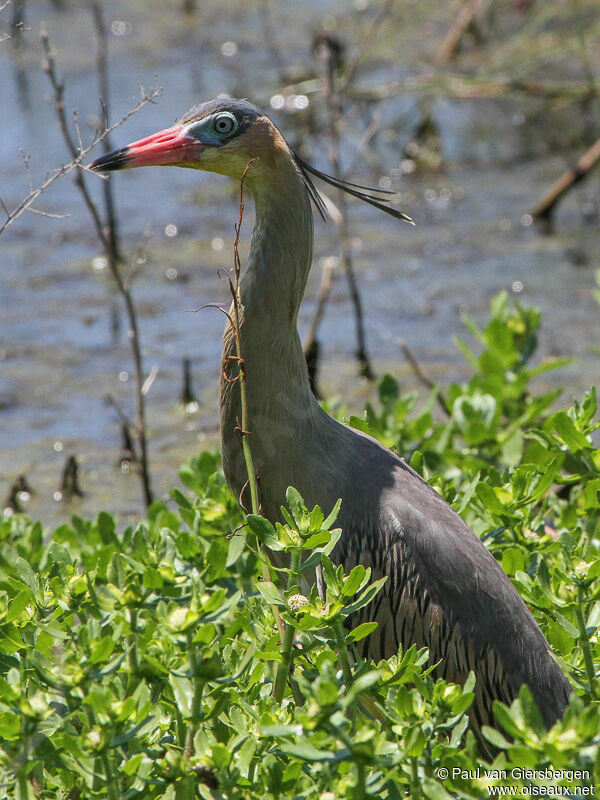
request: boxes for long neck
[220,158,328,516]
[240,160,314,330]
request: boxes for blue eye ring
[212,112,237,137]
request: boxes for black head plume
[292,152,414,225]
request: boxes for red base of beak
[90,126,201,172]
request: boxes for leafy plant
[1,294,599,798]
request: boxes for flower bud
[288,593,309,614]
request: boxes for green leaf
[422,779,455,800]
[14,558,37,593]
[256,581,285,607]
[346,669,380,703]
[554,411,592,452]
[492,701,522,738]
[109,715,158,748]
[341,565,367,597]
[122,753,144,777]
[0,711,20,739]
[303,531,331,549]
[321,554,338,590]
[226,531,246,566]
[279,742,345,762]
[97,510,118,543]
[482,725,510,749]
[142,567,164,589]
[476,483,511,516]
[502,548,525,575]
[246,515,282,550]
[553,612,579,638]
[6,591,32,623]
[322,498,342,530]
[285,486,305,523]
[169,675,192,718]
[346,622,378,643]
[259,723,302,737]
[89,636,115,664]
[308,506,324,531]
[344,577,387,615]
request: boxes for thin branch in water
[397,338,451,417]
[40,26,157,508]
[258,1,287,83]
[310,34,375,381]
[0,81,161,235]
[9,0,27,47]
[141,365,159,397]
[180,357,197,406]
[91,0,121,265]
[338,0,396,93]
[434,0,489,66]
[531,136,600,222]
[124,221,153,288]
[26,206,68,220]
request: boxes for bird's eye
[212,113,237,136]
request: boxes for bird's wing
[333,432,571,737]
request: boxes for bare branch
[0,84,161,235]
[531,136,600,221]
[35,25,160,509]
[397,338,451,417]
[338,0,396,93]
[309,35,375,383]
[434,0,489,66]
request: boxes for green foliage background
[1,294,599,798]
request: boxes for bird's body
[91,97,572,751]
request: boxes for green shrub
[1,295,599,798]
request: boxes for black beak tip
[89,146,130,173]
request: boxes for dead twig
[435,0,489,66]
[311,35,375,383]
[40,26,157,508]
[59,455,85,500]
[180,357,197,406]
[531,136,600,222]
[226,158,260,515]
[0,84,161,235]
[397,338,451,417]
[258,1,287,83]
[91,0,121,265]
[338,0,396,93]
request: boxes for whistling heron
[91,98,571,750]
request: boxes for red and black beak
[89,125,201,172]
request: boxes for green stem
[356,760,367,800]
[17,772,29,799]
[576,586,597,699]
[238,370,259,516]
[126,608,139,695]
[184,641,205,761]
[274,550,301,703]
[100,751,120,800]
[333,618,353,687]
[274,617,295,703]
[412,756,421,797]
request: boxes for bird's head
[90,96,412,224]
[89,98,280,181]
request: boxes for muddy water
[1,1,599,526]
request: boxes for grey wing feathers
[337,446,571,748]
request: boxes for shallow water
[1,1,599,526]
